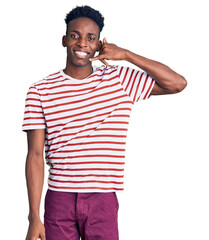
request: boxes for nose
[77,37,87,48]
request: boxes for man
[23,5,187,240]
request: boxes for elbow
[176,75,187,93]
[170,75,187,94]
[26,151,44,167]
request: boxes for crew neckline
[60,66,100,82]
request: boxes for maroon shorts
[44,189,119,240]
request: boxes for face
[62,17,101,68]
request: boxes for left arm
[90,38,187,95]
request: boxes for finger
[99,59,109,66]
[89,57,98,62]
[89,54,106,62]
[90,54,109,65]
[103,38,107,44]
[40,233,46,240]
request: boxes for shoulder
[30,70,62,90]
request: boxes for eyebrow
[70,30,97,37]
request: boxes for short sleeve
[117,66,155,103]
[22,84,46,132]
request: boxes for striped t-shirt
[22,65,155,192]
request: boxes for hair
[65,5,104,36]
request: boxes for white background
[1,0,208,239]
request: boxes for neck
[63,61,93,80]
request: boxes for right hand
[26,218,46,240]
[89,38,127,65]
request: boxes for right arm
[25,129,46,240]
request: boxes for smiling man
[62,16,102,79]
[23,5,187,240]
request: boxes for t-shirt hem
[22,126,46,132]
[146,79,156,100]
[48,186,124,193]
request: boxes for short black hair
[65,5,104,35]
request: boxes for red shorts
[44,189,119,240]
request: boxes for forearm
[124,50,187,92]
[25,153,44,221]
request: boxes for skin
[90,38,187,94]
[25,16,187,240]
[62,17,103,79]
[25,129,45,240]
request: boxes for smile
[74,50,89,59]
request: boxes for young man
[23,5,187,240]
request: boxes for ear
[62,35,67,47]
[96,40,102,52]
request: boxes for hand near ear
[90,38,127,66]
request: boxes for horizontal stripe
[46,111,130,124]
[47,127,127,142]
[47,148,125,158]
[25,104,42,108]
[44,99,130,118]
[27,91,39,96]
[52,161,125,165]
[50,155,125,160]
[49,178,123,184]
[22,65,155,192]
[26,98,40,102]
[42,86,126,105]
[47,120,128,136]
[44,97,129,116]
[51,167,124,172]
[24,110,44,114]
[46,113,130,130]
[24,116,45,120]
[38,69,117,87]
[46,141,126,154]
[22,123,45,127]
[50,173,124,178]
[40,76,118,96]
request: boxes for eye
[70,34,79,39]
[88,36,95,41]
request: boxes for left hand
[90,38,127,66]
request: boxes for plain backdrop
[1,0,208,239]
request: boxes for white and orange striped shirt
[22,65,155,192]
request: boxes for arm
[25,129,46,240]
[90,38,187,95]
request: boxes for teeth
[75,51,88,57]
